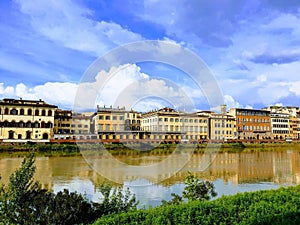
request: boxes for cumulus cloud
[0,64,202,112]
[224,95,243,109]
[0,82,77,109]
[74,63,197,112]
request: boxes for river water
[0,148,299,208]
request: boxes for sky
[1,0,300,112]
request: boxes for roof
[0,98,57,108]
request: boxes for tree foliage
[162,171,217,205]
[182,172,217,201]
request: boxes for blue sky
[1,0,300,111]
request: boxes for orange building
[228,108,271,140]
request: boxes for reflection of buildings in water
[1,150,300,191]
[0,157,53,190]
[157,151,300,186]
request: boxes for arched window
[18,121,24,128]
[10,121,16,127]
[35,109,39,116]
[10,109,18,115]
[28,109,32,115]
[20,109,24,115]
[48,110,52,116]
[41,121,45,128]
[4,108,9,115]
[26,131,31,139]
[3,121,8,127]
[34,121,39,128]
[46,122,53,128]
[42,109,46,116]
[42,133,49,139]
[26,121,31,128]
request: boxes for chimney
[221,104,227,114]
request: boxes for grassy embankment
[0,141,299,156]
[93,184,300,225]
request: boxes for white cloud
[0,82,77,109]
[224,94,243,109]
[74,64,196,112]
[289,81,300,96]
[14,0,143,56]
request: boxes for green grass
[93,185,300,225]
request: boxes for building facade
[270,113,292,140]
[54,109,73,135]
[0,98,57,141]
[92,106,141,140]
[228,108,271,140]
[142,107,209,142]
[72,113,91,135]
[204,112,236,141]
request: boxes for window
[4,108,9,115]
[120,116,124,120]
[48,110,52,116]
[112,116,117,120]
[105,116,110,120]
[42,110,46,116]
[164,118,168,122]
[35,109,39,116]
[27,109,32,115]
[10,109,18,115]
[20,109,24,115]
[99,115,104,120]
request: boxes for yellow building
[0,98,57,141]
[92,106,141,140]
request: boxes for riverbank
[0,141,299,156]
[93,184,300,224]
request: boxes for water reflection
[0,149,300,207]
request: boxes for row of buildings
[0,98,300,143]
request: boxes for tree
[162,171,217,205]
[97,183,139,215]
[0,151,39,224]
[182,172,217,201]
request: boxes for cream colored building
[200,112,236,141]
[0,98,57,141]
[141,107,209,142]
[72,113,91,135]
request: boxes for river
[0,148,299,208]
